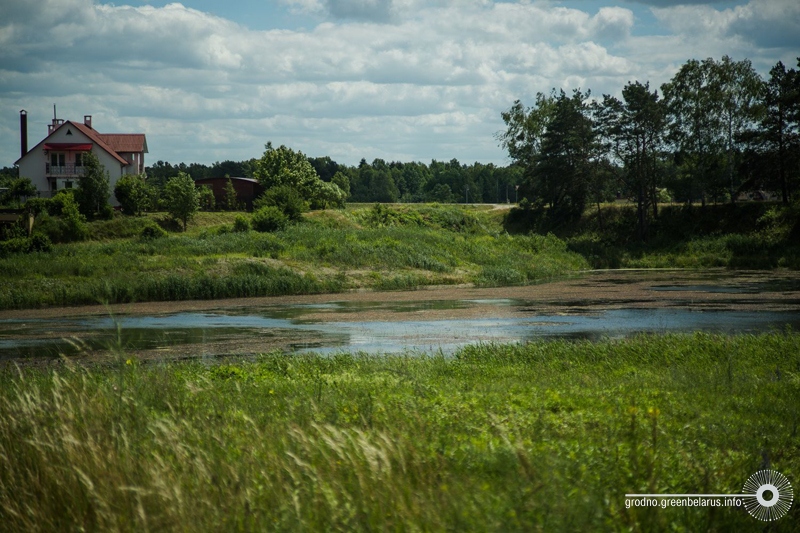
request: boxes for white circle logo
[742,470,793,521]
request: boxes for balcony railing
[46,164,86,177]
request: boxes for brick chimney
[20,110,27,159]
[84,115,92,129]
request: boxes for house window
[75,153,83,167]
[51,153,65,167]
[65,181,73,189]
[66,129,73,136]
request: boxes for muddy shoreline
[2,269,799,366]
[1,269,799,322]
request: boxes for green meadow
[2,201,798,310]
[1,333,798,531]
[0,204,588,310]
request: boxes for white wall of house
[17,124,127,206]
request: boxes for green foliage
[252,206,288,232]
[0,177,37,206]
[0,233,51,257]
[197,185,216,211]
[331,171,351,198]
[140,222,168,241]
[33,192,90,243]
[232,214,251,232]
[23,197,50,217]
[114,174,151,216]
[223,177,239,211]
[0,205,591,309]
[525,89,595,221]
[0,333,797,531]
[75,151,110,219]
[86,215,155,240]
[253,142,320,194]
[255,184,308,221]
[254,143,346,210]
[163,172,200,231]
[308,179,347,209]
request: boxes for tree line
[498,55,800,239]
[143,156,524,206]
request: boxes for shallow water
[1,294,799,360]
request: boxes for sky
[1,0,798,169]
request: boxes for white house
[15,112,148,206]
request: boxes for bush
[0,238,31,257]
[47,190,76,216]
[60,194,89,242]
[252,206,288,232]
[23,197,50,217]
[28,233,52,253]
[0,234,51,257]
[114,174,152,216]
[140,223,168,240]
[233,214,251,233]
[255,185,307,221]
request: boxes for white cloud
[1,0,795,167]
[653,0,800,49]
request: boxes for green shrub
[255,185,307,221]
[47,190,76,216]
[140,223,168,241]
[233,214,251,233]
[28,233,52,253]
[0,234,52,257]
[0,238,31,257]
[23,197,50,217]
[114,174,152,216]
[252,206,288,232]
[60,194,89,242]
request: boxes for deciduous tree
[164,172,199,231]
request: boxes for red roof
[101,134,148,154]
[70,122,135,166]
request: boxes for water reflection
[0,303,798,361]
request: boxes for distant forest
[144,157,524,205]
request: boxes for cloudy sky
[1,0,798,169]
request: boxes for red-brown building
[194,177,264,210]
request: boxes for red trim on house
[43,143,93,151]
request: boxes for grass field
[0,205,588,310]
[1,333,798,531]
[1,201,798,310]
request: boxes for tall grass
[1,333,798,531]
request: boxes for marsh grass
[1,333,798,531]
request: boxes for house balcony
[45,164,86,177]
